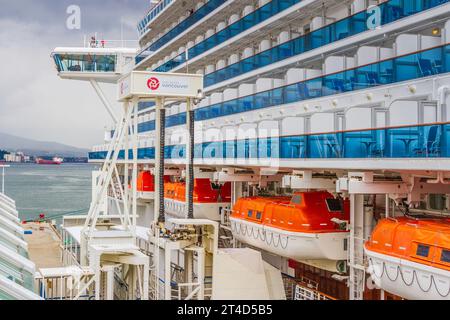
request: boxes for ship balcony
[138,0,307,70]
[136,0,261,68]
[138,0,221,45]
[88,122,450,171]
[133,43,450,135]
[137,0,227,62]
[138,0,177,37]
[51,47,137,83]
[90,42,450,170]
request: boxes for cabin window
[326,199,343,213]
[248,210,253,218]
[441,250,450,263]
[416,244,430,258]
[291,195,302,205]
[256,212,262,220]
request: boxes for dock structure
[24,223,63,269]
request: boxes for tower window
[441,250,450,263]
[291,195,302,205]
[416,244,430,258]
[326,199,343,213]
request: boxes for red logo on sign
[147,77,160,90]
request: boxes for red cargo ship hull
[35,158,63,165]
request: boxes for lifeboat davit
[365,217,450,300]
[164,178,231,221]
[230,191,350,261]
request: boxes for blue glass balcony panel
[89,123,450,161]
[154,0,302,72]
[194,45,449,122]
[136,0,227,64]
[135,44,450,135]
[138,0,174,36]
[202,0,448,86]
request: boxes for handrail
[153,0,302,71]
[90,122,450,161]
[155,0,449,80]
[137,0,227,61]
[136,44,450,133]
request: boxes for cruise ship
[40,0,450,300]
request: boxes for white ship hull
[230,218,348,261]
[366,248,450,300]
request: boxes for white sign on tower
[118,71,204,101]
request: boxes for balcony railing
[138,0,174,36]
[154,0,302,72]
[154,0,448,81]
[203,0,449,87]
[89,122,450,161]
[136,0,227,64]
[136,44,450,134]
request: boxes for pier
[24,222,63,269]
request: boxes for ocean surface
[3,163,98,221]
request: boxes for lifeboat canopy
[366,217,450,300]
[230,191,350,261]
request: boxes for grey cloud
[0,0,148,148]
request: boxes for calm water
[3,163,98,221]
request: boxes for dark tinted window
[256,212,262,220]
[248,210,253,218]
[291,195,302,205]
[416,244,430,258]
[441,250,450,263]
[326,199,343,212]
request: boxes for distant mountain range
[0,132,89,157]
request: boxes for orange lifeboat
[136,172,171,199]
[137,171,155,192]
[230,191,350,261]
[365,217,450,300]
[164,178,231,221]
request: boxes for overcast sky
[0,0,147,148]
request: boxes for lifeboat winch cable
[187,110,195,219]
[158,107,166,224]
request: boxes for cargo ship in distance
[35,157,63,165]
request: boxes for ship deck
[24,223,63,269]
